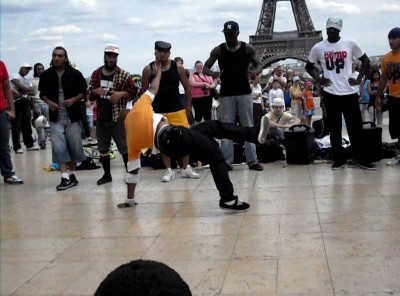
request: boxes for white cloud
[101,33,119,41]
[126,17,145,25]
[70,0,96,9]
[380,3,400,12]
[308,0,361,14]
[0,46,17,52]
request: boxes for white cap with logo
[104,44,119,55]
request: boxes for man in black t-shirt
[203,21,264,171]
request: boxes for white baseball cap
[104,44,119,55]
[20,63,32,68]
[272,98,285,107]
[326,16,343,31]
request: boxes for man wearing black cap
[88,44,137,185]
[203,21,264,172]
[141,41,199,183]
[376,27,400,166]
[10,63,39,153]
[305,16,375,171]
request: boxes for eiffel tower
[249,0,322,69]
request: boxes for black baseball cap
[222,21,239,33]
[155,41,171,52]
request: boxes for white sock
[62,172,70,179]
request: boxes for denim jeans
[35,102,49,147]
[218,94,258,166]
[50,114,86,164]
[0,111,15,178]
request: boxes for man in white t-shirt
[305,16,375,171]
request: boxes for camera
[202,86,209,95]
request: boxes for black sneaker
[226,163,233,171]
[56,178,74,191]
[249,163,263,171]
[97,174,112,185]
[4,175,24,185]
[69,174,79,186]
[358,162,377,171]
[331,161,345,170]
[219,196,250,212]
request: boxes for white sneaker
[15,148,23,154]
[387,155,400,166]
[258,115,270,144]
[181,165,200,179]
[161,168,175,182]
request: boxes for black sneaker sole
[219,205,249,212]
[56,184,75,191]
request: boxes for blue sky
[1,0,399,78]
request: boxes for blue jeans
[218,94,258,166]
[35,103,49,147]
[0,111,15,178]
[50,114,86,164]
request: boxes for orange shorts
[162,109,189,128]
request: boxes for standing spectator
[189,60,216,124]
[250,74,264,125]
[305,16,375,170]
[0,61,23,185]
[267,65,287,91]
[376,27,400,166]
[39,46,88,190]
[31,62,48,149]
[368,69,383,125]
[302,81,315,126]
[268,79,285,110]
[203,20,264,171]
[88,44,137,185]
[290,76,304,122]
[283,80,292,112]
[85,96,95,141]
[10,63,38,153]
[359,75,370,122]
[141,41,199,182]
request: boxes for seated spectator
[265,98,301,143]
[94,259,192,296]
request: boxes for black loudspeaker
[284,125,315,164]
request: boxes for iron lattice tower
[249,0,322,68]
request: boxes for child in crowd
[302,81,315,126]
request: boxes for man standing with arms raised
[141,41,199,182]
[203,21,264,171]
[88,44,137,185]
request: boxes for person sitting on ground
[94,259,192,296]
[119,61,270,211]
[265,98,301,144]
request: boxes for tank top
[150,60,183,113]
[218,42,251,96]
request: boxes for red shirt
[0,61,9,111]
